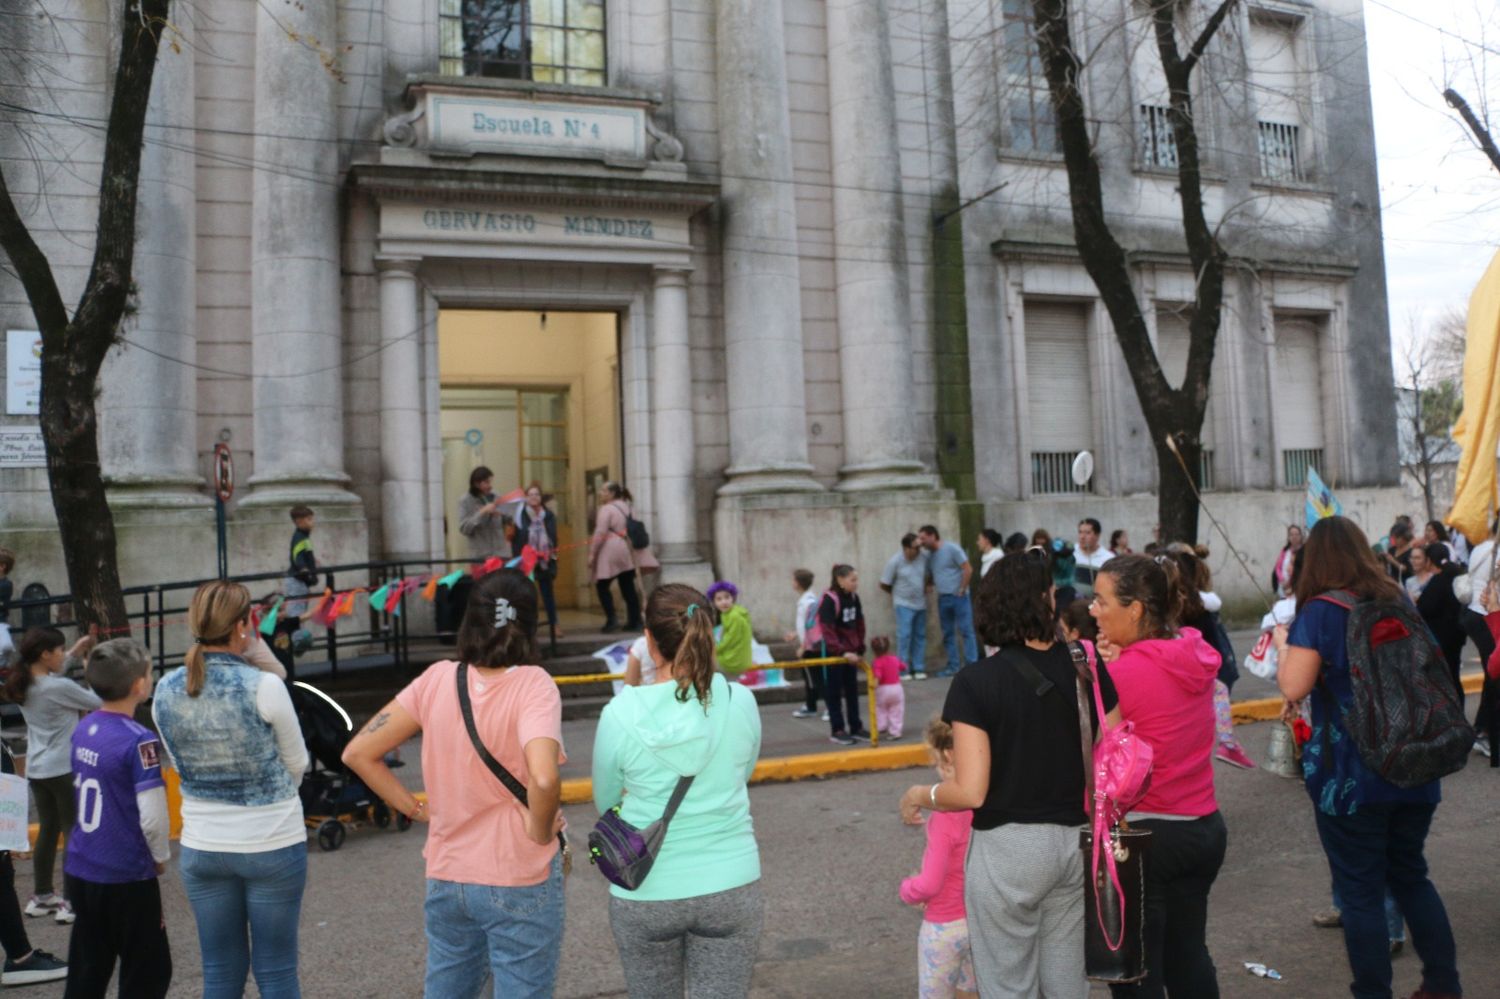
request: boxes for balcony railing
[1032,451,1094,495]
[1257,120,1305,182]
[1283,448,1324,488]
[1139,104,1178,169]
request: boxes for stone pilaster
[98,43,204,508]
[651,269,714,587]
[377,257,428,558]
[826,0,933,491]
[246,0,357,508]
[714,0,822,496]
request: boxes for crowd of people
[0,498,1486,998]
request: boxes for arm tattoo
[361,711,391,737]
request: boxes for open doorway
[438,310,621,610]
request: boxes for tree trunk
[1029,0,1237,544]
[0,0,173,634]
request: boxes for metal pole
[215,496,228,579]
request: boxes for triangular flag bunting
[258,597,284,636]
[369,585,390,614]
[420,576,440,601]
[438,570,466,588]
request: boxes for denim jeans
[1332,884,1404,942]
[895,604,926,674]
[936,594,978,675]
[424,853,565,998]
[179,843,307,999]
[1313,803,1460,999]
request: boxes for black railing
[2,557,558,682]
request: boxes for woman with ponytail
[152,580,310,998]
[1089,555,1226,998]
[592,583,765,999]
[343,569,565,998]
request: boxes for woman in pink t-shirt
[344,570,565,998]
[1091,554,1226,999]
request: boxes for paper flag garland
[475,556,505,578]
[439,570,466,588]
[368,584,390,614]
[309,588,334,622]
[258,597,284,636]
[420,576,440,602]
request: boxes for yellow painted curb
[560,744,932,805]
[1231,673,1484,725]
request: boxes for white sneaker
[52,900,74,925]
[820,711,830,722]
[1474,737,1492,758]
[23,894,59,918]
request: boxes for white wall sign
[5,330,41,416]
[426,93,647,162]
[0,427,46,468]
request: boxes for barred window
[439,0,606,87]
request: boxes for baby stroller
[290,680,412,851]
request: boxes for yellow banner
[1449,248,1500,542]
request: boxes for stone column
[247,0,356,506]
[826,0,932,491]
[715,0,822,495]
[98,42,204,507]
[651,269,714,584]
[377,258,428,558]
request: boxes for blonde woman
[152,581,309,999]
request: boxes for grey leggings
[609,881,764,999]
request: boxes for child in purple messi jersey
[63,639,172,999]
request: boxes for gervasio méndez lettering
[563,216,654,239]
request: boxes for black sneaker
[848,731,870,742]
[829,733,857,746]
[3,949,68,986]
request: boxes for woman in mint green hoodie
[593,583,764,998]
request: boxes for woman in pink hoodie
[1091,554,1226,999]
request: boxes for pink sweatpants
[876,683,905,737]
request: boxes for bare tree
[1029,0,1238,543]
[0,0,173,633]
[1444,88,1500,175]
[1398,330,1464,523]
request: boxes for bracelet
[929,782,940,809]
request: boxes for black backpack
[1314,589,1474,788]
[617,503,650,550]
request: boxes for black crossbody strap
[456,662,531,804]
[999,647,1055,698]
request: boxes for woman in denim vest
[153,581,309,999]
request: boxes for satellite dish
[1071,451,1095,487]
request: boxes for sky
[1365,0,1500,347]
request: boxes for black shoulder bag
[455,663,571,874]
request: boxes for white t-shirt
[1466,540,1494,616]
[630,636,658,686]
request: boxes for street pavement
[9,636,1498,997]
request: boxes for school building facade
[0,0,1401,628]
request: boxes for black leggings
[596,570,641,627]
[1461,609,1500,752]
[0,853,32,961]
[31,774,73,897]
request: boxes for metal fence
[0,557,537,682]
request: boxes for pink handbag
[1071,641,1153,953]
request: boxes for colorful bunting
[420,576,440,602]
[368,584,390,614]
[258,597,284,636]
[438,569,466,588]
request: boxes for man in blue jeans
[917,525,976,678]
[880,534,930,679]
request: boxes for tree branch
[71,0,172,374]
[0,162,69,334]
[1182,0,1240,76]
[1444,87,1500,175]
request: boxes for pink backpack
[804,589,840,652]
[1071,641,1154,951]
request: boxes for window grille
[1032,452,1093,495]
[1139,104,1178,168]
[1257,120,1304,182]
[1282,448,1324,488]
